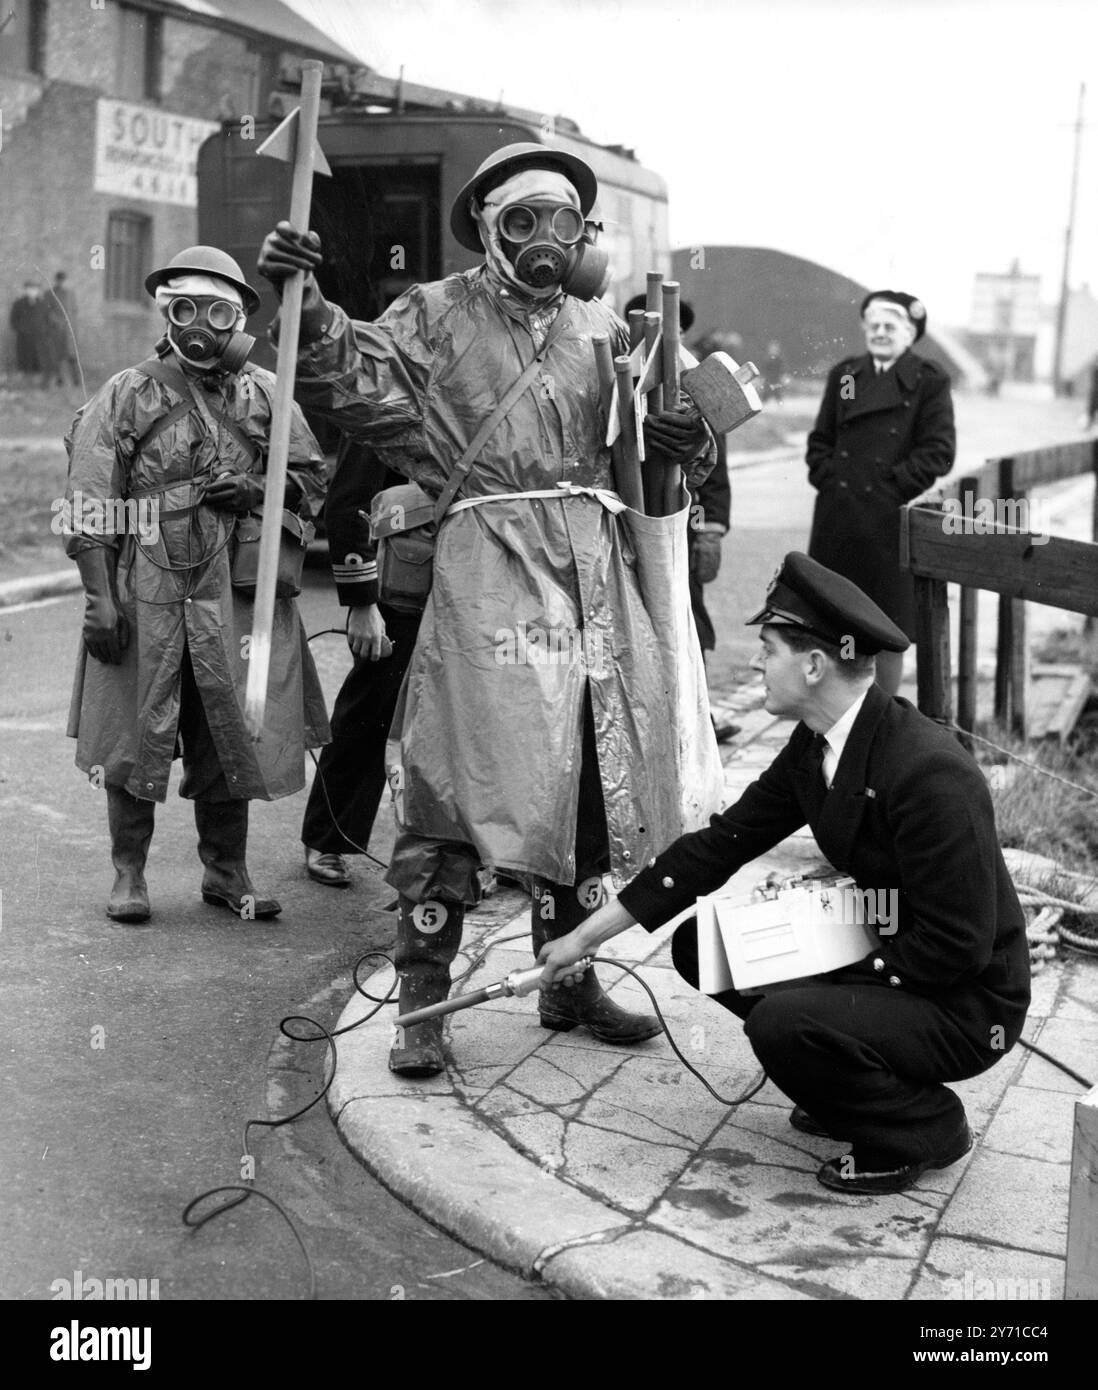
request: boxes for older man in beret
[806,290,956,695]
[539,553,1030,1195]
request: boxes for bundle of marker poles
[592,271,684,518]
[243,60,329,738]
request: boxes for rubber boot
[389,895,465,1078]
[531,875,661,1043]
[194,799,281,919]
[105,786,154,923]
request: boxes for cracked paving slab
[327,850,1079,1298]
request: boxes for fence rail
[907,437,1098,737]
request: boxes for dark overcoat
[619,683,1030,1054]
[806,350,955,636]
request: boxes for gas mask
[497,200,609,300]
[165,295,255,373]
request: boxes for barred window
[105,211,152,303]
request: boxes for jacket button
[889,975,902,987]
[622,850,632,861]
[839,450,849,458]
[889,428,898,436]
[839,481,848,489]
[873,957,885,971]
[864,486,872,493]
[146,782,154,790]
[662,876,674,888]
[185,597,193,605]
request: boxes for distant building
[0,0,358,382]
[963,261,1040,383]
[670,245,982,386]
[1060,285,1098,397]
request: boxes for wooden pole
[1086,438,1098,640]
[661,281,682,515]
[994,458,1014,729]
[1010,490,1029,740]
[627,309,645,353]
[1066,1084,1098,1299]
[614,354,644,512]
[244,59,325,738]
[642,311,664,514]
[645,271,663,316]
[595,333,642,511]
[914,574,952,725]
[957,475,979,750]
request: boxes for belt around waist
[446,482,627,517]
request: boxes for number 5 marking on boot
[412,901,448,934]
[576,877,603,910]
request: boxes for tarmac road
[0,575,555,1302]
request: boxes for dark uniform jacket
[687,434,731,653]
[806,350,955,636]
[324,319,412,610]
[326,432,390,609]
[619,683,1030,1053]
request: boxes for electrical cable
[591,956,768,1107]
[1015,1037,1094,1090]
[181,952,398,1298]
[182,624,1094,1296]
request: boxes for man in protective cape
[63,246,329,924]
[259,142,722,1076]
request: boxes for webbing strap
[431,309,573,525]
[134,355,260,465]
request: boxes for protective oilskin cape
[293,266,724,886]
[63,362,330,801]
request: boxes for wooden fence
[903,438,1098,736]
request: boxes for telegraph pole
[1053,82,1086,394]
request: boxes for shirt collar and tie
[816,688,870,788]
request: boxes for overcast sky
[284,0,1098,328]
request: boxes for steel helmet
[144,246,261,315]
[449,142,598,253]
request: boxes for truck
[197,62,670,351]
[196,63,671,528]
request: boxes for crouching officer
[539,554,1031,1194]
[62,246,330,923]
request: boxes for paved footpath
[329,683,1097,1301]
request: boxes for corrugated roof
[162,0,363,65]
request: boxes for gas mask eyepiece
[166,295,254,371]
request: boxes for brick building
[0,0,357,384]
